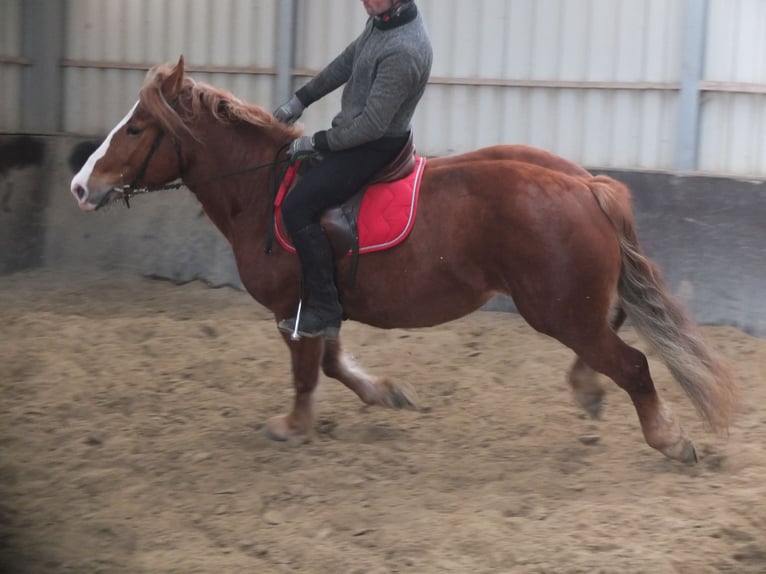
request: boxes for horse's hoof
[661,438,699,464]
[573,390,605,419]
[383,381,419,410]
[679,440,699,464]
[261,414,312,444]
[581,395,604,419]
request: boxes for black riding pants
[281,134,410,235]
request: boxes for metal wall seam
[677,0,708,171]
[21,0,65,133]
[276,0,297,105]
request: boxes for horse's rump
[429,144,591,178]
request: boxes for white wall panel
[62,0,279,134]
[407,0,681,168]
[699,94,766,175]
[699,0,766,175]
[0,0,22,56]
[0,0,23,131]
[644,0,680,82]
[295,0,366,71]
[706,0,766,84]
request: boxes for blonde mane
[139,63,302,142]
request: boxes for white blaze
[70,101,139,196]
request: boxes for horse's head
[70,56,192,211]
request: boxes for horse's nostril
[74,184,86,200]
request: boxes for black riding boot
[278,223,343,340]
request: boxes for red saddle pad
[275,156,427,255]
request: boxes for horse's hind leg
[573,328,697,463]
[568,306,627,418]
[322,339,418,410]
[262,335,325,443]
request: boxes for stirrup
[286,297,304,341]
[277,317,340,341]
[278,298,340,340]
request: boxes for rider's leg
[279,222,343,339]
[279,134,409,339]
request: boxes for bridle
[117,128,185,207]
[108,98,290,208]
[104,94,294,254]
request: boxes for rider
[273,0,432,340]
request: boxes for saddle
[319,132,415,257]
[272,133,417,284]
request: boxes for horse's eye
[126,125,142,136]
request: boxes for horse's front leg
[262,335,324,443]
[568,357,606,418]
[322,339,418,410]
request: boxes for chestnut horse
[70,57,737,463]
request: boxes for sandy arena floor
[1,269,764,574]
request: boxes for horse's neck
[183,121,281,241]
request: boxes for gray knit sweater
[296,3,432,152]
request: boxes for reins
[116,129,290,255]
[117,94,291,208]
[119,152,290,207]
[112,91,292,255]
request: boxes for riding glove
[273,95,305,124]
[287,135,317,162]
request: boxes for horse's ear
[161,55,186,102]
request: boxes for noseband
[121,98,186,208]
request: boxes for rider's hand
[287,136,317,162]
[273,95,305,124]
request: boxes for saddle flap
[320,205,357,258]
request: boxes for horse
[69,57,737,463]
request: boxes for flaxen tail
[588,176,738,432]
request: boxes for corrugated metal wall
[0,0,24,132]
[62,0,279,135]
[700,0,766,175]
[413,0,681,169]
[294,0,682,170]
[3,0,766,176]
